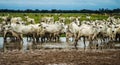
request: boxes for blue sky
[0,0,120,10]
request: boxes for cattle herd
[0,14,120,49]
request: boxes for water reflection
[3,40,23,52]
[0,37,120,52]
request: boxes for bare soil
[0,49,120,65]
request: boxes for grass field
[1,13,119,24]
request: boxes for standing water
[0,37,120,51]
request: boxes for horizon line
[0,8,120,10]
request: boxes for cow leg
[83,36,86,50]
[74,39,78,50]
[3,31,7,42]
[36,36,39,43]
[32,34,36,42]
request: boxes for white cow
[11,17,22,23]
[25,16,35,24]
[41,17,54,24]
[6,23,40,41]
[40,22,64,41]
[0,15,9,21]
[2,24,22,41]
[86,16,91,20]
[59,17,66,23]
[66,21,80,42]
[74,24,100,49]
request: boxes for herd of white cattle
[0,14,120,49]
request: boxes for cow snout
[112,31,114,33]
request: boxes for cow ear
[78,25,81,27]
[38,24,41,27]
[16,22,20,24]
[108,25,111,28]
[93,26,96,28]
[43,27,46,29]
[115,26,119,28]
[8,26,11,28]
[87,23,91,25]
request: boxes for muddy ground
[0,49,120,65]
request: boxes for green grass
[0,13,115,24]
[0,13,120,25]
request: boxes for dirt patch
[0,49,120,65]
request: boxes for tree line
[0,8,120,13]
